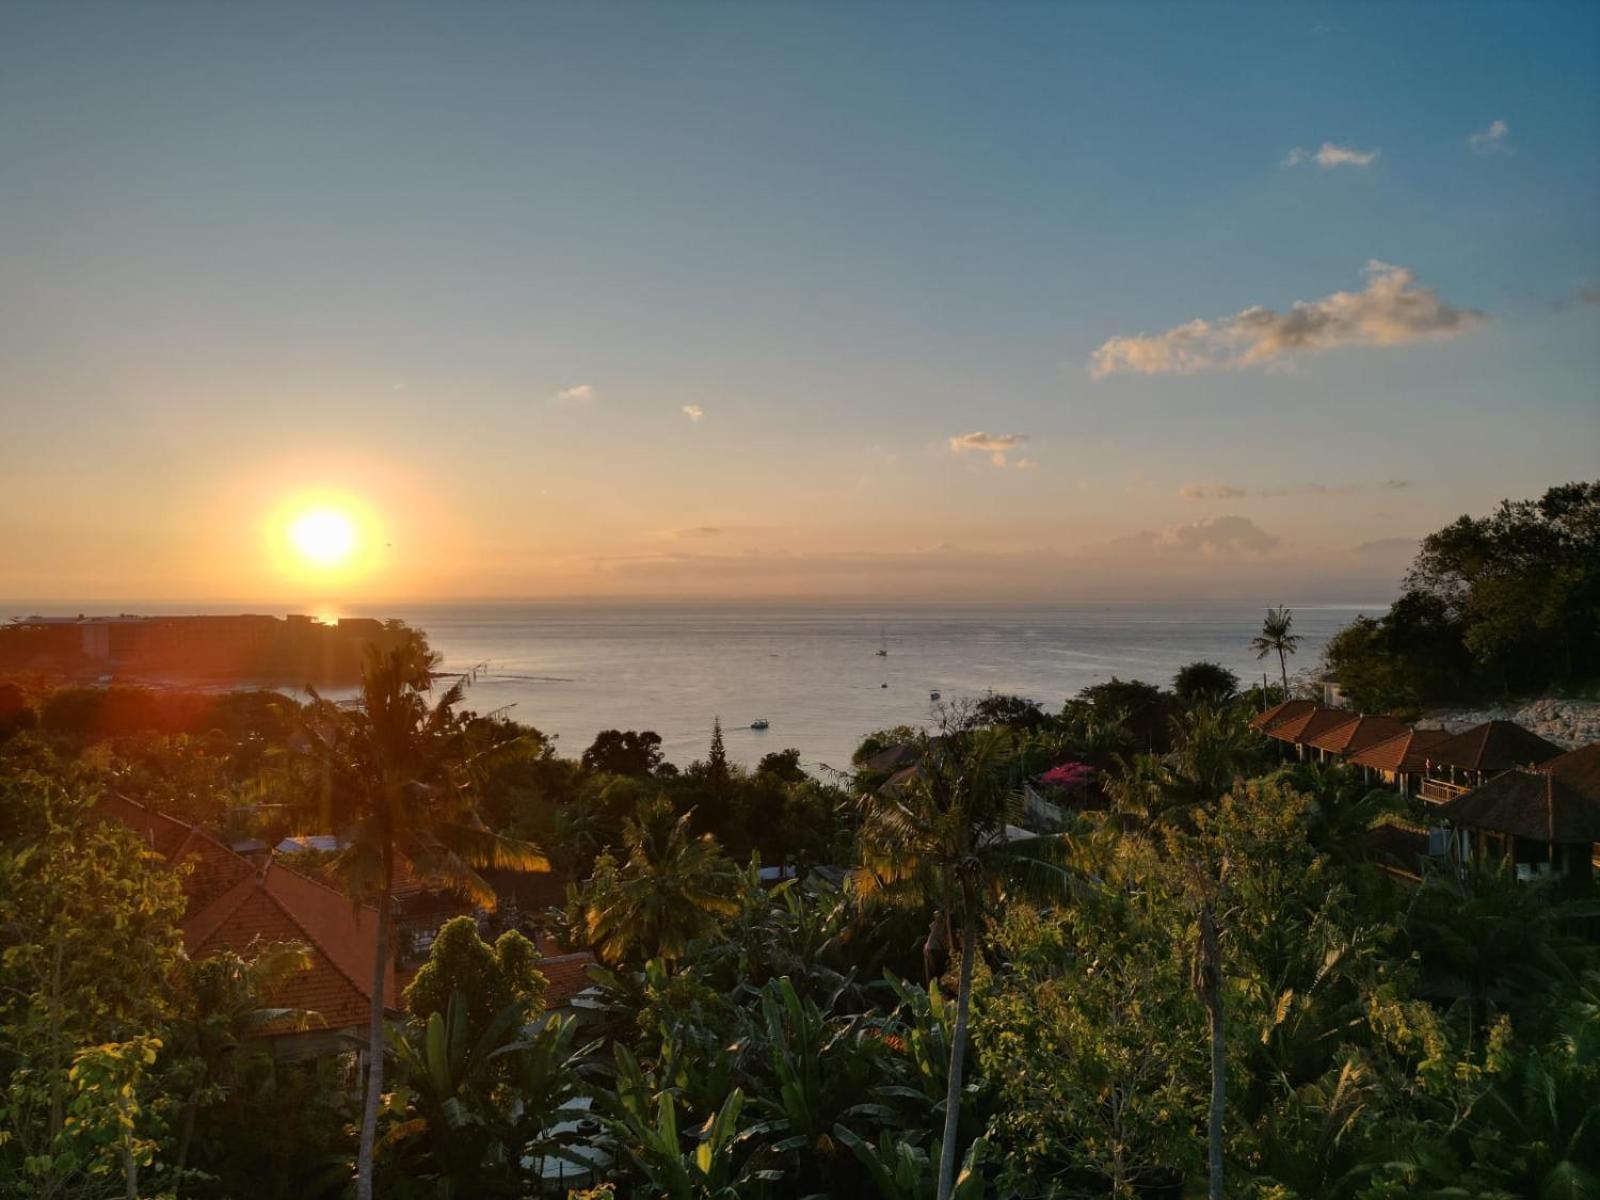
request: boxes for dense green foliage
[3,594,1598,1198]
[1326,480,1600,712]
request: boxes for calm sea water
[367,602,1376,772]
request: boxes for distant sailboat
[875,625,888,657]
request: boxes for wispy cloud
[682,404,705,422]
[1091,261,1484,377]
[554,383,594,402]
[1284,141,1379,169]
[1467,119,1511,155]
[1179,483,1248,501]
[1378,478,1415,490]
[948,431,1030,468]
[1116,515,1280,556]
[1259,482,1360,498]
[1578,286,1600,307]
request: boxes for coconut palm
[298,637,549,1200]
[855,726,1072,1200]
[1251,605,1302,697]
[579,794,740,967]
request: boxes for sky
[2,1,1597,606]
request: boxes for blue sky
[2,2,1596,603]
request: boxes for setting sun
[288,508,357,568]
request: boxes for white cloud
[1014,458,1037,471]
[1467,119,1511,155]
[1090,261,1484,377]
[682,404,705,422]
[1179,483,1248,501]
[948,431,1030,468]
[554,383,594,403]
[1284,141,1379,169]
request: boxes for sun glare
[288,508,358,568]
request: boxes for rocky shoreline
[1422,697,1600,749]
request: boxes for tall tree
[1251,606,1301,696]
[297,639,548,1200]
[855,726,1069,1200]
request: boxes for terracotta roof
[1348,727,1453,774]
[1248,699,1317,732]
[860,743,921,774]
[1265,705,1357,746]
[1424,720,1564,774]
[1304,713,1413,757]
[100,796,397,1033]
[538,951,598,1008]
[1439,747,1600,844]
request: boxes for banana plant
[603,1043,782,1199]
[833,1125,989,1200]
[755,976,900,1191]
[380,991,528,1196]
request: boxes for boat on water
[875,624,887,656]
[749,718,770,730]
[930,690,941,701]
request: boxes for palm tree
[298,637,548,1200]
[1251,605,1302,697]
[855,726,1071,1200]
[580,794,740,967]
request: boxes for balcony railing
[1420,777,1469,806]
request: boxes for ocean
[371,602,1378,772]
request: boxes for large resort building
[1250,699,1596,884]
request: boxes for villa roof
[1348,727,1453,774]
[539,952,599,1008]
[860,743,921,774]
[1424,720,1564,774]
[1439,744,1600,844]
[99,796,396,1033]
[1265,705,1357,746]
[1248,699,1317,732]
[1304,713,1413,757]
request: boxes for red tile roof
[1265,705,1358,746]
[538,951,598,1008]
[99,796,396,1034]
[1424,720,1564,773]
[1248,699,1317,732]
[1304,714,1413,757]
[1347,727,1452,774]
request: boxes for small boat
[930,690,941,701]
[880,682,888,689]
[749,718,770,730]
[875,624,888,656]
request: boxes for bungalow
[1261,704,1361,762]
[1417,720,1564,806]
[1346,727,1452,798]
[1247,698,1318,734]
[1435,742,1600,883]
[1303,713,1412,765]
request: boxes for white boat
[749,718,770,730]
